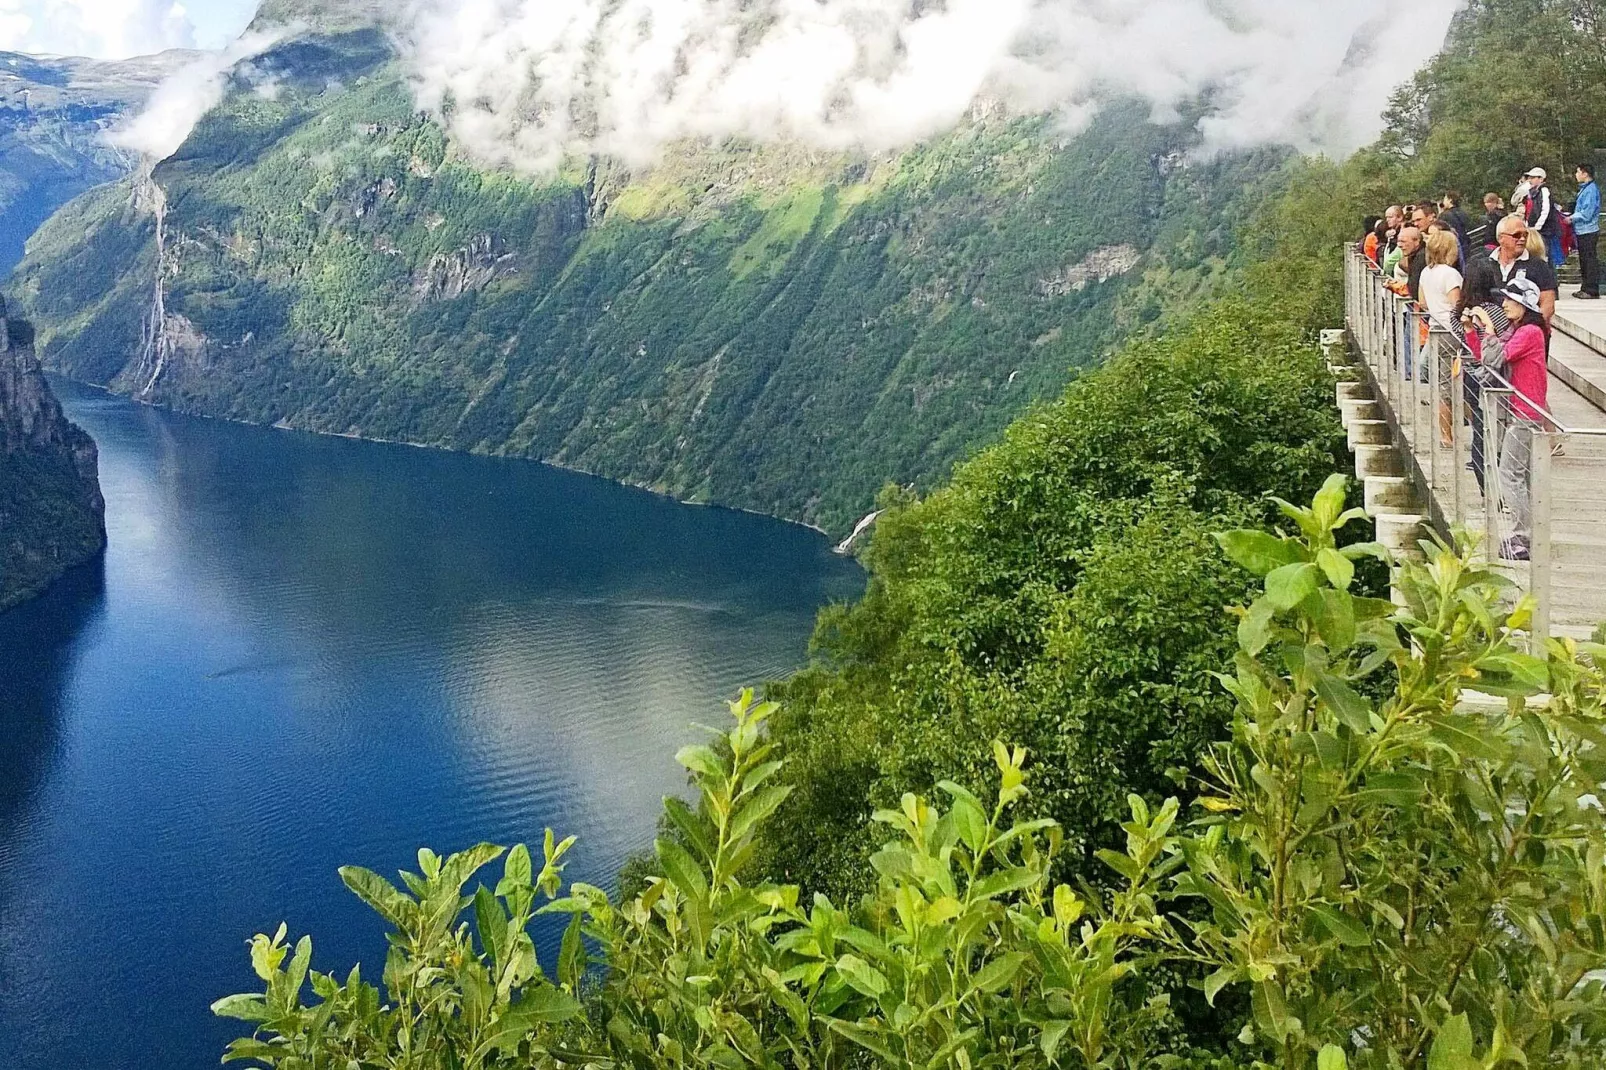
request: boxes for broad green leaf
[474,886,504,969]
[1316,547,1355,590]
[1041,1020,1072,1061]
[971,866,1041,900]
[1428,1013,1476,1070]
[729,784,793,843]
[1340,541,1391,563]
[1309,589,1357,651]
[1217,530,1307,576]
[1239,597,1277,656]
[1356,771,1425,806]
[834,954,890,1000]
[444,843,505,890]
[558,912,586,990]
[1203,966,1239,1006]
[1266,563,1321,610]
[1318,1045,1349,1070]
[1252,979,1293,1043]
[497,844,532,897]
[1096,849,1141,882]
[1310,905,1371,947]
[967,951,1027,994]
[656,838,709,901]
[675,744,726,780]
[221,1039,284,1064]
[662,797,716,863]
[1426,715,1510,763]
[1313,473,1349,528]
[1314,673,1373,734]
[210,995,271,1023]
[824,1018,901,1060]
[339,867,412,926]
[951,796,988,854]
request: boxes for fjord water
[0,380,863,1069]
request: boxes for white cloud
[383,0,1464,174]
[106,28,288,160]
[0,0,199,59]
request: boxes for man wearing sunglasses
[1460,215,1557,332]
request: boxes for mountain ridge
[9,26,1279,534]
[0,47,196,273]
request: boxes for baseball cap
[1499,278,1544,315]
[1526,167,1548,180]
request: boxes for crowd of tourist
[1357,162,1602,561]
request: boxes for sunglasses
[1502,231,1529,240]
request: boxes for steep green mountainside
[0,298,105,610]
[11,29,1279,534]
[0,48,194,273]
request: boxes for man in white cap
[1522,167,1563,266]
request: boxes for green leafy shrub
[756,297,1349,901]
[1180,477,1606,1068]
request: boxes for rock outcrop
[0,296,105,610]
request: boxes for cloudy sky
[0,0,256,58]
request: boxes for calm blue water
[0,380,863,1070]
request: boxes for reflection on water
[0,381,862,1070]
[0,562,105,833]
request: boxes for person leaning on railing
[1386,227,1426,299]
[1467,278,1551,562]
[1420,230,1464,446]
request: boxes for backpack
[1560,211,1577,258]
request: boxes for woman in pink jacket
[1471,278,1550,561]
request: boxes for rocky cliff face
[0,296,105,610]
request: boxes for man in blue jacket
[1570,163,1600,299]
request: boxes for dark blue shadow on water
[0,559,106,828]
[0,380,862,1070]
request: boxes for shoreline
[46,373,847,542]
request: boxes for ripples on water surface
[0,380,864,1069]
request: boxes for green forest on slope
[9,27,1280,534]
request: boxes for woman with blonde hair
[1420,229,1464,326]
[1419,228,1465,445]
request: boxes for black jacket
[1442,206,1474,262]
[1525,186,1560,238]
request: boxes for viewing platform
[1340,247,1606,641]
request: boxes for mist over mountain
[4,1,1455,533]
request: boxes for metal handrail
[1351,247,1606,435]
[1342,241,1606,641]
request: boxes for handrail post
[1426,327,1440,497]
[1482,386,1506,563]
[1450,343,1465,526]
[1530,431,1554,649]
